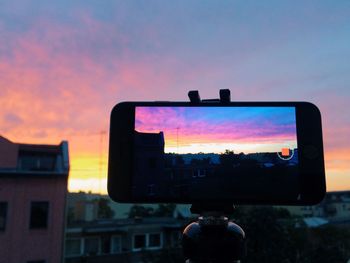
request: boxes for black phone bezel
[108,101,326,205]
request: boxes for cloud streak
[135,106,297,153]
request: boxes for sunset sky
[0,1,349,193]
[135,106,297,154]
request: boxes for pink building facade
[0,136,69,263]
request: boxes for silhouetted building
[133,131,166,198]
[0,135,69,263]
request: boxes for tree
[97,198,115,219]
[128,205,155,218]
[303,226,350,263]
[230,206,350,263]
[154,204,176,217]
[66,207,75,225]
[219,150,237,167]
[232,206,296,263]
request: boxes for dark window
[149,233,161,247]
[0,202,8,231]
[133,234,146,250]
[30,202,49,229]
[21,155,38,170]
[84,237,99,255]
[198,169,206,177]
[147,184,155,196]
[101,236,110,254]
[27,260,46,263]
[20,153,56,171]
[111,236,121,253]
[39,156,56,170]
[65,239,82,256]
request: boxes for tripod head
[182,203,246,263]
[181,90,246,263]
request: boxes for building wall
[0,176,67,263]
[0,137,18,168]
[64,221,183,263]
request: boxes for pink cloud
[135,107,296,149]
[0,6,349,192]
[0,11,228,192]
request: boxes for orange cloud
[0,13,218,193]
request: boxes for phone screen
[133,106,299,201]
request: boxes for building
[133,131,166,199]
[65,217,185,263]
[66,192,161,221]
[278,191,350,224]
[66,192,192,221]
[67,192,102,223]
[0,135,69,263]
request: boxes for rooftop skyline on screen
[135,106,298,154]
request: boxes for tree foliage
[128,204,176,218]
[231,206,350,263]
[97,197,115,219]
[154,204,176,217]
[128,205,155,218]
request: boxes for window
[111,236,121,254]
[30,202,49,229]
[197,169,206,178]
[192,169,206,178]
[171,231,181,247]
[133,233,162,251]
[0,202,8,231]
[133,234,146,250]
[84,237,100,255]
[39,156,56,170]
[27,260,46,263]
[149,233,161,248]
[19,153,56,171]
[20,155,37,170]
[65,238,82,257]
[101,236,111,254]
[147,184,155,196]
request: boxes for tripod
[181,90,246,263]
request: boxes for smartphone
[108,101,326,205]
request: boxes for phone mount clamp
[182,89,246,263]
[188,89,231,104]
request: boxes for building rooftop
[303,217,329,228]
[67,217,188,234]
[0,135,69,176]
[134,131,164,146]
